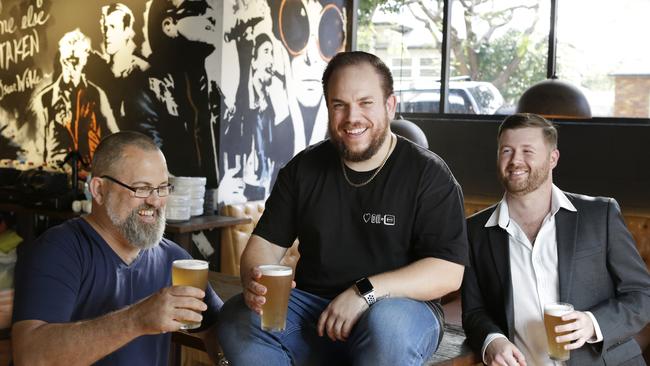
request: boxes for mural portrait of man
[0,0,349,211]
[125,0,223,188]
[219,0,347,205]
[279,0,346,150]
[32,28,118,168]
[101,3,149,77]
[86,2,149,130]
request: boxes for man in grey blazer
[462,113,650,366]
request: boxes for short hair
[322,51,393,101]
[147,0,178,61]
[58,29,91,54]
[101,3,134,32]
[497,113,558,148]
[92,131,160,177]
[146,0,215,66]
[253,33,272,60]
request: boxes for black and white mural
[0,0,347,205]
[218,0,346,204]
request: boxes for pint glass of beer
[544,302,574,361]
[258,265,293,332]
[172,259,209,330]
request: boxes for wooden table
[172,272,479,366]
[165,215,251,261]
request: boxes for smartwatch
[354,277,376,306]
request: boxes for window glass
[357,1,549,115]
[419,57,437,77]
[391,57,412,79]
[448,0,549,114]
[557,0,650,118]
[356,2,442,114]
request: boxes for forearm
[369,257,464,301]
[13,306,141,366]
[240,235,288,279]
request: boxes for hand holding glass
[172,259,208,330]
[258,265,293,332]
[544,302,574,361]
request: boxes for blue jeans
[216,288,441,366]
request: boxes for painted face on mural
[280,0,346,108]
[168,0,219,46]
[252,39,274,88]
[58,29,91,85]
[102,9,134,55]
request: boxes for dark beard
[329,121,389,162]
[109,203,166,250]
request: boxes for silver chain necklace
[340,134,395,188]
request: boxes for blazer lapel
[556,208,578,302]
[488,226,515,338]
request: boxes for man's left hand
[317,287,368,342]
[555,311,596,350]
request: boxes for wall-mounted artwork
[218,0,347,204]
[0,0,349,206]
[0,0,223,189]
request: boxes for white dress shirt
[480,185,603,365]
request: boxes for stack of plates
[165,193,191,222]
[169,176,207,217]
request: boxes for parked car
[396,81,505,115]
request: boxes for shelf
[165,215,251,234]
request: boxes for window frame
[351,0,650,124]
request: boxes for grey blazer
[462,192,650,366]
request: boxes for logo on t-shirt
[362,213,395,226]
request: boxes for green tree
[475,29,547,103]
[357,0,547,105]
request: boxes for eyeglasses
[101,176,173,198]
[279,0,346,62]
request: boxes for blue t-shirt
[13,218,222,365]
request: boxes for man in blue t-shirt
[217,51,469,365]
[12,131,223,365]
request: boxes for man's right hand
[242,266,296,314]
[485,337,527,366]
[243,266,267,314]
[130,285,207,334]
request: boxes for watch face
[355,277,373,295]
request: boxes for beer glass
[258,265,293,332]
[544,302,574,361]
[172,259,209,330]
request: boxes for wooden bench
[171,272,480,366]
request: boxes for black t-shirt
[254,136,469,300]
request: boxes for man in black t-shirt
[217,51,469,366]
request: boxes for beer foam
[544,303,573,316]
[259,265,293,276]
[173,259,209,270]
